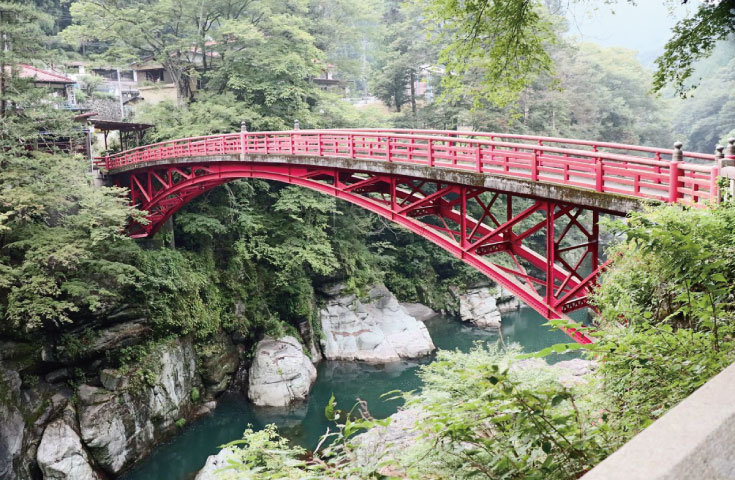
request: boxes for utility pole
[116,68,125,119]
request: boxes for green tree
[420,0,734,106]
[370,0,435,114]
[653,0,735,97]
[203,0,324,129]
[421,0,557,108]
[670,39,735,153]
[0,4,145,335]
[308,0,383,95]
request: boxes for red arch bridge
[97,128,726,344]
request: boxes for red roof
[19,64,74,84]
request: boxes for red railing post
[669,142,683,203]
[387,136,392,162]
[428,139,434,167]
[476,142,482,172]
[531,149,538,181]
[318,133,323,157]
[710,165,720,204]
[595,156,603,192]
[105,155,110,170]
[349,134,355,159]
[240,121,247,160]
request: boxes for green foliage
[175,418,186,428]
[589,323,735,441]
[390,345,609,479]
[136,93,258,143]
[652,0,735,96]
[0,52,145,336]
[190,387,200,403]
[670,38,735,153]
[58,328,98,361]
[136,248,226,339]
[588,201,735,445]
[422,0,557,108]
[369,0,434,114]
[220,425,309,479]
[593,204,735,347]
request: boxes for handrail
[330,128,716,162]
[97,129,720,205]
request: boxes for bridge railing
[328,128,716,163]
[99,129,720,205]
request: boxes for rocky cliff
[0,328,242,480]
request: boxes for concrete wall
[582,361,735,480]
[137,84,177,105]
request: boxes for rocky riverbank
[0,309,245,480]
[1,279,513,479]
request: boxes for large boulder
[77,338,202,475]
[319,284,435,363]
[248,336,317,407]
[494,285,521,313]
[458,287,503,329]
[37,407,101,480]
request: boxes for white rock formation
[194,448,238,480]
[319,285,435,363]
[459,287,503,329]
[248,336,317,407]
[77,338,201,475]
[37,414,101,480]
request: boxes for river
[122,307,584,480]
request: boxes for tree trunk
[165,62,192,105]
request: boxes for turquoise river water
[122,307,584,480]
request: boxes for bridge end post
[722,139,735,202]
[726,138,735,163]
[668,142,683,203]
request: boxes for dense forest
[1,0,735,479]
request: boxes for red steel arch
[99,129,722,344]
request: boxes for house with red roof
[19,64,77,107]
